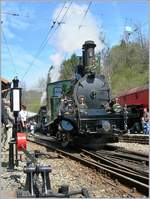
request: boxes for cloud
[49,2,104,82]
[51,2,104,53]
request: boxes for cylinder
[82,41,96,73]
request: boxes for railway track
[27,134,149,197]
[119,134,149,144]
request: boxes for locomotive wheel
[56,132,62,141]
[61,133,71,147]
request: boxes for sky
[1,0,149,90]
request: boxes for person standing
[141,108,149,134]
[112,98,122,113]
[18,105,27,131]
[79,96,87,109]
[1,98,14,151]
[30,119,36,135]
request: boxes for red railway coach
[117,84,149,110]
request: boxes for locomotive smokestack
[82,41,96,74]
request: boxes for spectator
[1,98,14,151]
[18,105,27,131]
[141,108,149,134]
[79,96,87,109]
[30,119,37,135]
[109,99,115,109]
[104,101,112,113]
[59,96,70,114]
[112,98,122,113]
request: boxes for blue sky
[1,0,149,89]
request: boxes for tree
[20,81,27,105]
[59,54,79,80]
[36,77,47,92]
[103,38,148,95]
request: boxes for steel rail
[27,137,149,196]
[82,154,148,179]
[95,152,149,176]
[83,150,148,177]
[96,150,149,162]
[119,138,149,145]
[117,148,149,158]
[101,155,148,176]
[81,151,148,183]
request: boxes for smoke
[49,2,104,82]
[49,53,64,82]
[40,91,47,106]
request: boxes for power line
[21,1,68,81]
[34,1,67,55]
[50,1,67,29]
[78,1,92,29]
[2,30,18,76]
[1,11,29,20]
[2,12,20,16]
[21,0,73,81]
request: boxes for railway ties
[27,134,149,197]
[81,149,149,195]
[119,134,149,145]
[95,150,149,170]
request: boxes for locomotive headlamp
[60,120,74,131]
[102,120,111,132]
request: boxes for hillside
[58,39,148,97]
[109,41,149,96]
[22,90,42,113]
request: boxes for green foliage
[22,90,42,113]
[107,40,149,95]
[59,54,79,80]
[58,38,148,97]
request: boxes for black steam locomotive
[39,41,127,148]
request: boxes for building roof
[1,77,11,98]
[0,77,11,85]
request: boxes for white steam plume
[49,53,64,82]
[40,91,47,106]
[49,2,104,82]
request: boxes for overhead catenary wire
[21,0,73,82]
[78,1,92,29]
[2,12,20,16]
[33,0,67,55]
[21,1,67,81]
[2,30,18,76]
[1,11,30,18]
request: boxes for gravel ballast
[1,141,147,198]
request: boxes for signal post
[8,77,22,171]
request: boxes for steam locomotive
[38,41,131,148]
